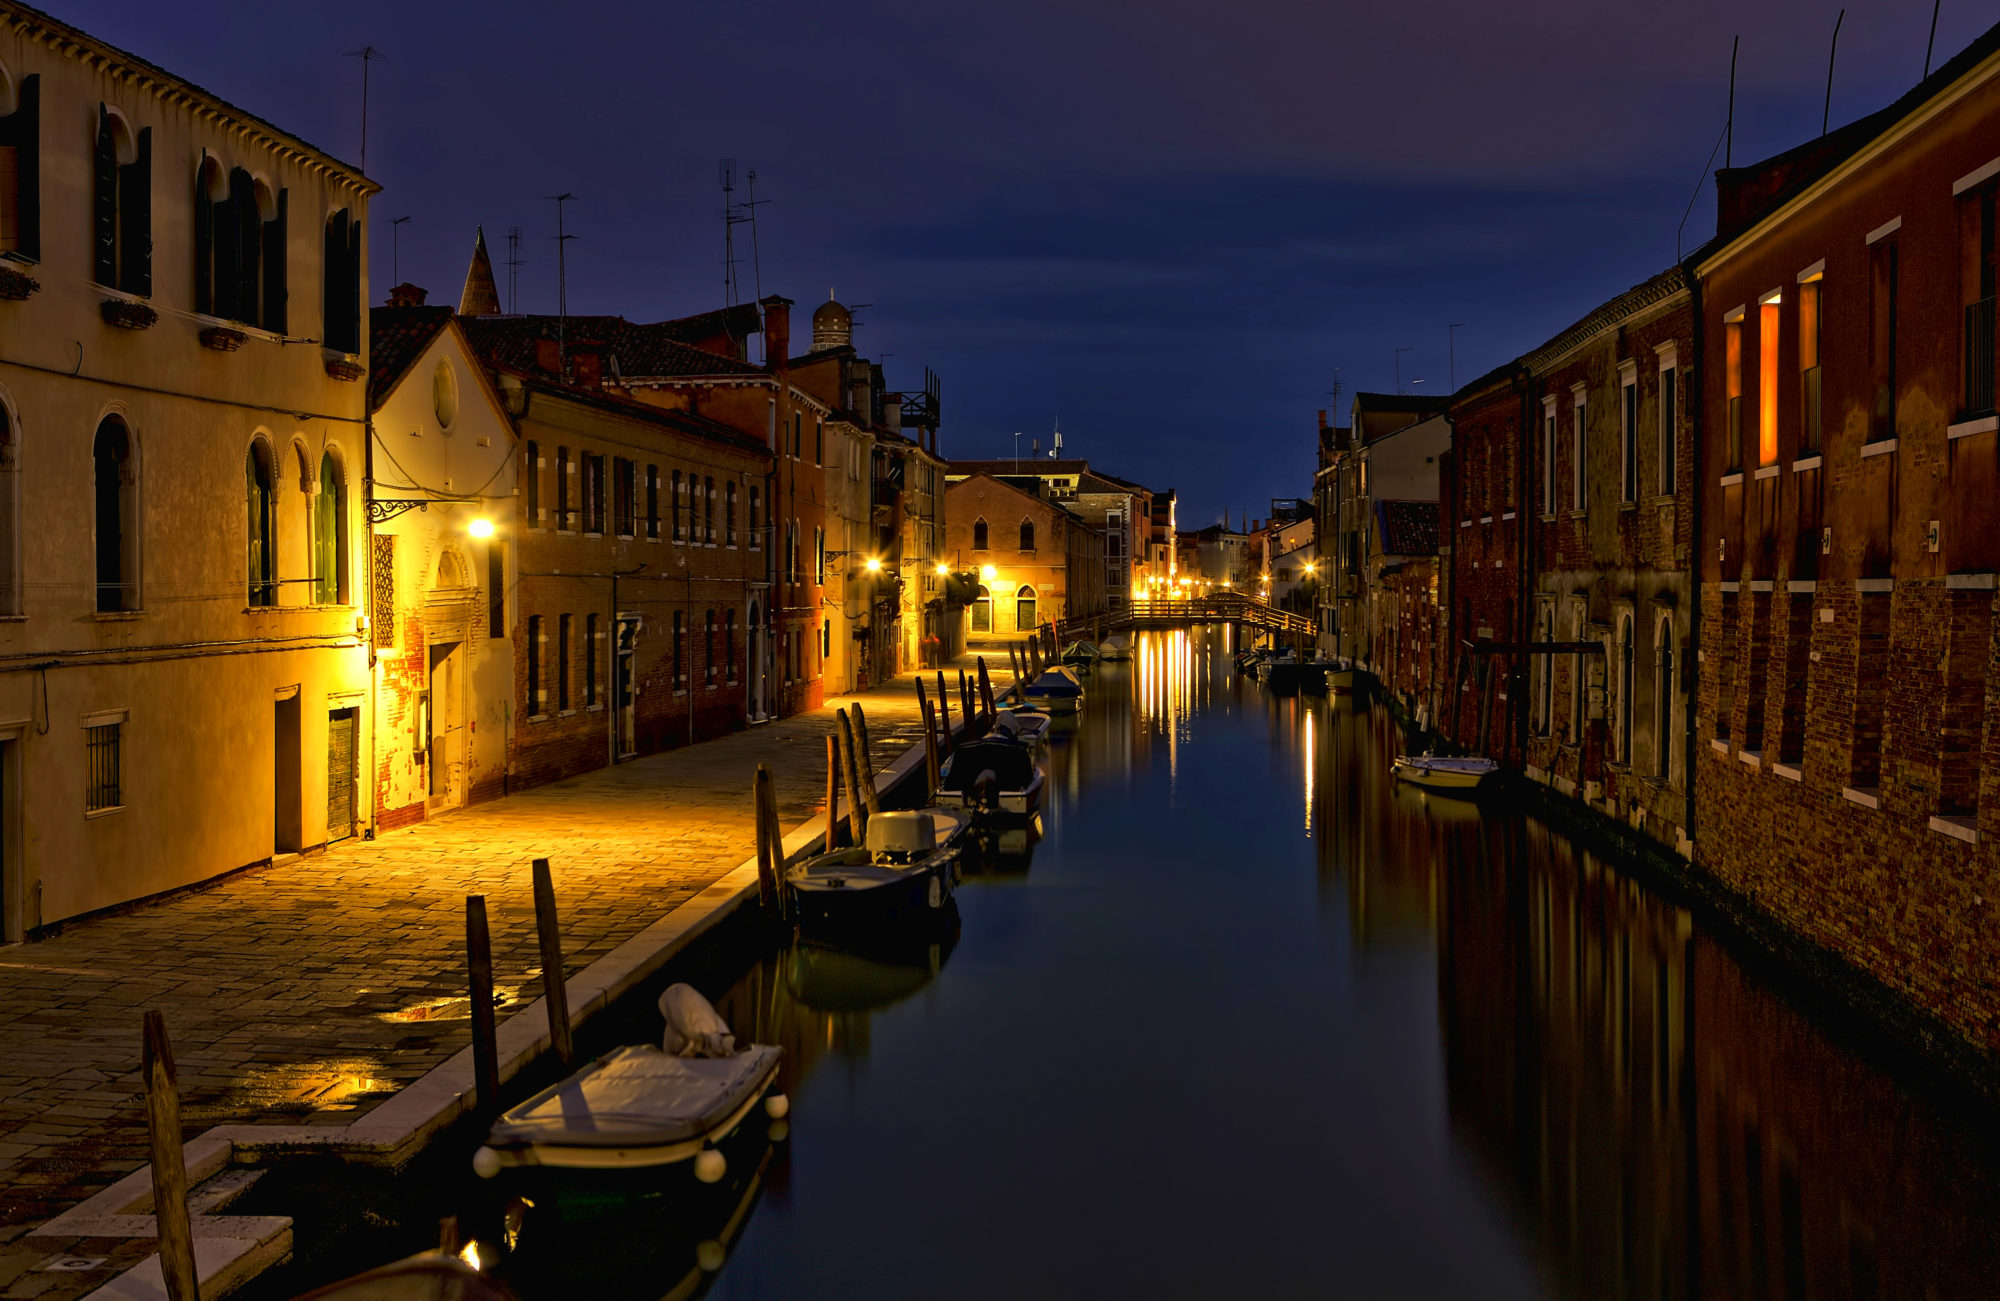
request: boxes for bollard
[466,896,501,1117]
[836,710,868,841]
[142,1011,198,1301]
[824,735,841,849]
[531,858,574,1070]
[922,696,941,797]
[753,767,779,914]
[852,703,884,816]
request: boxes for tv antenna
[343,46,386,172]
[719,159,753,307]
[504,226,525,314]
[388,215,410,287]
[1447,323,1464,392]
[546,193,576,376]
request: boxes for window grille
[85,722,121,812]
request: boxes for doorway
[428,641,465,810]
[0,738,16,942]
[615,617,639,758]
[274,692,302,854]
[326,708,356,841]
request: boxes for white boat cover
[1399,755,1499,774]
[487,1043,781,1150]
[659,982,735,1057]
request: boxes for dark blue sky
[54,0,1992,524]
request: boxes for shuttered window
[0,76,40,258]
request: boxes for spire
[459,226,501,316]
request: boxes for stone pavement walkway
[0,662,982,1295]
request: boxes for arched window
[1617,613,1634,763]
[199,168,286,330]
[971,584,991,632]
[1656,620,1675,781]
[246,441,275,607]
[315,449,349,604]
[972,517,988,551]
[93,417,136,611]
[1019,519,1035,551]
[1015,584,1037,631]
[322,208,360,353]
[92,106,149,295]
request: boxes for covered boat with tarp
[1097,633,1132,661]
[1022,667,1084,714]
[936,735,1045,817]
[474,985,786,1180]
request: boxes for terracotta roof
[457,315,768,379]
[366,306,455,412]
[654,303,763,345]
[1376,500,1440,557]
[495,365,772,457]
[946,458,1093,477]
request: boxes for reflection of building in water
[1316,700,1443,949]
[1436,816,2000,1299]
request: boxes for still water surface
[507,628,2000,1299]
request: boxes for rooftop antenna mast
[1051,417,1063,459]
[546,193,576,377]
[744,170,768,303]
[504,226,525,314]
[719,159,749,308]
[1725,34,1738,167]
[388,215,410,287]
[1823,10,1845,136]
[343,46,386,173]
[1924,0,1942,79]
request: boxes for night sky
[52,0,1991,525]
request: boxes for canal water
[265,627,2000,1299]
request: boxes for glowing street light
[864,556,883,573]
[935,562,950,576]
[468,518,495,539]
[980,564,997,581]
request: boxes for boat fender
[471,1146,502,1180]
[768,1120,790,1143]
[765,1092,790,1119]
[694,1148,727,1183]
[696,1240,727,1273]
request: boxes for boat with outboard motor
[785,807,972,932]
[1391,752,1500,795]
[1023,667,1084,714]
[936,733,1046,817]
[473,984,786,1182]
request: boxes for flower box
[0,266,39,301]
[101,299,158,330]
[199,326,247,352]
[324,355,365,382]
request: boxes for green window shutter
[231,169,258,325]
[262,189,287,333]
[192,154,212,315]
[91,106,116,286]
[120,128,150,296]
[246,449,264,604]
[314,452,337,604]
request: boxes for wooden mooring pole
[757,765,788,919]
[852,703,884,815]
[824,735,841,848]
[466,896,501,1117]
[921,696,940,796]
[753,767,780,914]
[836,710,868,841]
[141,1011,198,1301]
[977,657,996,718]
[531,858,574,1070]
[935,672,953,752]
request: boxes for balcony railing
[1965,295,1996,418]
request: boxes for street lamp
[980,564,997,581]
[468,517,495,539]
[865,556,882,573]
[935,562,949,576]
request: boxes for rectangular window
[586,613,600,706]
[526,442,542,524]
[85,721,121,813]
[487,542,505,639]
[725,609,738,683]
[645,465,659,539]
[673,611,685,692]
[527,615,544,716]
[1962,187,1996,419]
[1620,369,1639,501]
[1759,290,1782,465]
[1869,239,1899,442]
[1571,393,1588,510]
[556,447,572,529]
[704,610,717,686]
[1658,362,1678,493]
[672,470,685,542]
[557,613,572,710]
[1850,594,1891,789]
[1715,590,1737,741]
[1541,399,1557,512]
[815,419,824,465]
[749,487,761,550]
[1799,275,1823,450]
[613,458,634,537]
[584,455,605,533]
[1725,311,1745,469]
[0,75,41,258]
[792,413,802,459]
[704,477,716,545]
[726,483,737,546]
[815,527,825,585]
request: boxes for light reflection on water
[502,628,2000,1300]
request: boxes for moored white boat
[786,808,971,933]
[475,985,785,1179]
[1097,634,1132,661]
[1023,667,1084,714]
[1391,753,1500,795]
[936,735,1045,817]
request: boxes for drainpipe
[363,415,378,839]
[1682,262,1705,847]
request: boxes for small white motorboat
[1097,634,1132,661]
[1022,667,1083,715]
[474,985,785,1180]
[936,736,1046,818]
[787,808,971,932]
[989,706,1052,753]
[1391,753,1500,795]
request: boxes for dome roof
[811,294,853,351]
[812,298,851,327]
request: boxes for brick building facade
[1696,25,2000,1056]
[942,472,1106,638]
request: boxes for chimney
[1317,409,1326,430]
[386,282,428,308]
[761,295,792,372]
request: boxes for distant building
[942,473,1106,638]
[0,7,376,930]
[943,457,1166,606]
[1325,395,1449,664]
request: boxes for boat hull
[1323,669,1359,694]
[1391,759,1496,796]
[786,846,962,936]
[936,768,1045,818]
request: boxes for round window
[432,361,459,432]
